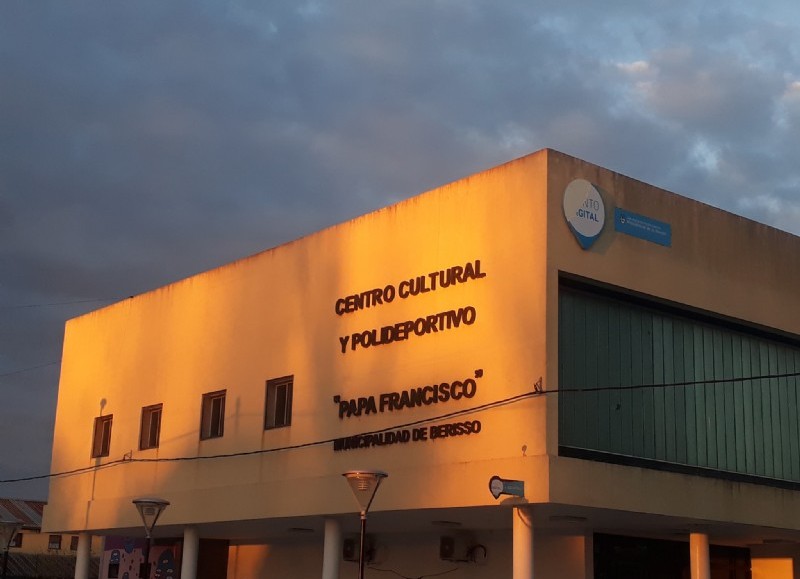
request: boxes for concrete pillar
[322,518,342,579]
[583,532,594,579]
[513,507,534,579]
[690,532,710,579]
[180,526,200,579]
[73,533,92,579]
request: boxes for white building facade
[44,149,800,579]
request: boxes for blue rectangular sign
[503,480,525,497]
[614,208,672,247]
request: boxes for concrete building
[43,149,800,579]
[2,498,49,555]
[1,498,101,577]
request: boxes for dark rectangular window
[69,536,79,551]
[91,415,113,458]
[265,376,293,429]
[201,390,226,440]
[48,535,62,550]
[139,404,163,450]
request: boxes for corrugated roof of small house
[0,498,45,530]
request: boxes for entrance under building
[594,534,751,579]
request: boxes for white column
[513,507,534,579]
[180,526,200,579]
[583,531,594,579]
[690,532,710,579]
[73,533,92,579]
[322,518,342,579]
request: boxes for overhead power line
[2,386,543,484]
[0,361,60,379]
[0,298,127,310]
[2,369,800,485]
[562,371,800,393]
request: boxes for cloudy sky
[2,0,800,499]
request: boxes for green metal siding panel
[559,286,800,484]
[789,352,800,481]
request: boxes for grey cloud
[636,46,783,141]
[1,0,800,498]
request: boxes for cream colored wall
[546,149,800,340]
[45,151,551,534]
[13,530,56,554]
[533,532,592,579]
[752,558,793,579]
[751,544,800,579]
[544,150,800,528]
[226,530,592,579]
[10,530,102,555]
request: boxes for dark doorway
[594,533,751,579]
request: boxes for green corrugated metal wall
[558,286,800,482]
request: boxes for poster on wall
[100,537,181,579]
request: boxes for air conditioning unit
[439,533,487,564]
[342,534,374,563]
[439,534,469,562]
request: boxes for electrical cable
[0,298,127,310]
[562,371,800,392]
[1,387,544,483]
[0,361,60,379]
[2,370,800,484]
[369,566,459,578]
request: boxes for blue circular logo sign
[563,179,605,249]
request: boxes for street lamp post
[132,498,170,579]
[0,519,21,579]
[342,470,387,579]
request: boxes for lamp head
[342,470,388,516]
[132,498,170,538]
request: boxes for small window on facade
[9,532,22,548]
[91,415,113,458]
[48,534,62,550]
[265,376,293,430]
[70,536,80,550]
[200,390,226,440]
[139,404,163,450]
